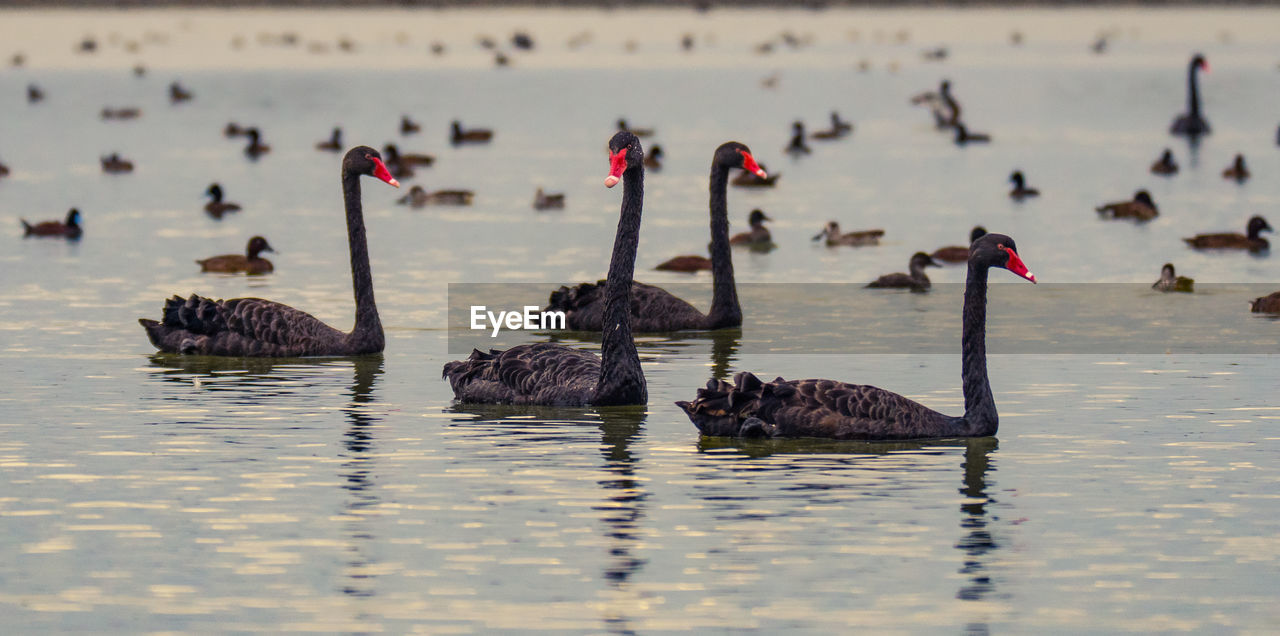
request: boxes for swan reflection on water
[447,403,649,633]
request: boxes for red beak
[1000,246,1036,283]
[739,149,767,178]
[605,147,628,188]
[369,156,400,188]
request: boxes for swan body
[140,146,400,356]
[677,233,1036,440]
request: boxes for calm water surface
[1,7,1278,633]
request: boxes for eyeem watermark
[471,305,566,337]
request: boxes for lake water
[2,6,1278,633]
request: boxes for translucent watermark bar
[447,283,1280,355]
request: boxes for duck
[954,122,990,145]
[197,236,274,275]
[101,153,133,173]
[1222,154,1249,182]
[101,107,141,120]
[0,160,9,178]
[655,255,712,272]
[676,233,1037,440]
[1008,171,1039,199]
[1183,216,1272,252]
[204,183,242,218]
[1249,292,1280,314]
[21,208,83,239]
[932,226,988,263]
[1096,190,1157,222]
[27,84,44,103]
[813,221,884,247]
[616,118,654,137]
[1152,263,1194,293]
[224,122,246,137]
[316,127,343,151]
[939,79,961,128]
[396,184,474,207]
[382,143,434,168]
[644,144,663,170]
[400,115,420,135]
[451,120,493,145]
[533,187,565,210]
[867,252,940,292]
[785,121,812,155]
[1150,149,1179,175]
[729,209,772,246]
[243,128,270,159]
[811,111,853,140]
[731,162,780,187]
[168,81,193,103]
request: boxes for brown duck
[101,153,133,173]
[316,127,342,151]
[22,208,82,239]
[729,209,772,246]
[1222,154,1249,182]
[813,221,884,247]
[1150,149,1178,175]
[1152,263,1193,293]
[1096,190,1157,221]
[1249,292,1280,314]
[396,184,474,207]
[451,120,492,145]
[533,187,565,210]
[867,252,940,292]
[1183,216,1272,252]
[204,183,242,218]
[932,226,987,263]
[197,236,274,274]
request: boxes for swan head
[605,131,642,188]
[345,145,400,188]
[973,233,1035,283]
[717,141,766,179]
[1191,54,1208,73]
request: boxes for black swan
[1008,171,1038,199]
[932,226,987,263]
[1150,149,1178,175]
[139,146,400,356]
[785,121,811,155]
[1170,54,1210,136]
[396,184,474,207]
[198,236,274,274]
[729,209,772,246]
[316,127,343,151]
[204,183,242,217]
[22,208,82,239]
[813,221,884,246]
[451,121,493,145]
[101,153,133,173]
[244,128,270,159]
[676,233,1036,440]
[548,141,766,332]
[868,252,940,291]
[954,123,990,145]
[442,132,647,406]
[1096,190,1157,221]
[533,187,565,210]
[617,118,653,137]
[1152,263,1193,293]
[1250,292,1280,314]
[1222,154,1249,182]
[1183,215,1272,252]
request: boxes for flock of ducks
[10,27,1280,442]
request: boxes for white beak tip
[604,175,620,188]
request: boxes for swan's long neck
[594,163,647,405]
[961,263,997,435]
[1187,61,1201,116]
[342,170,383,351]
[706,160,741,328]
